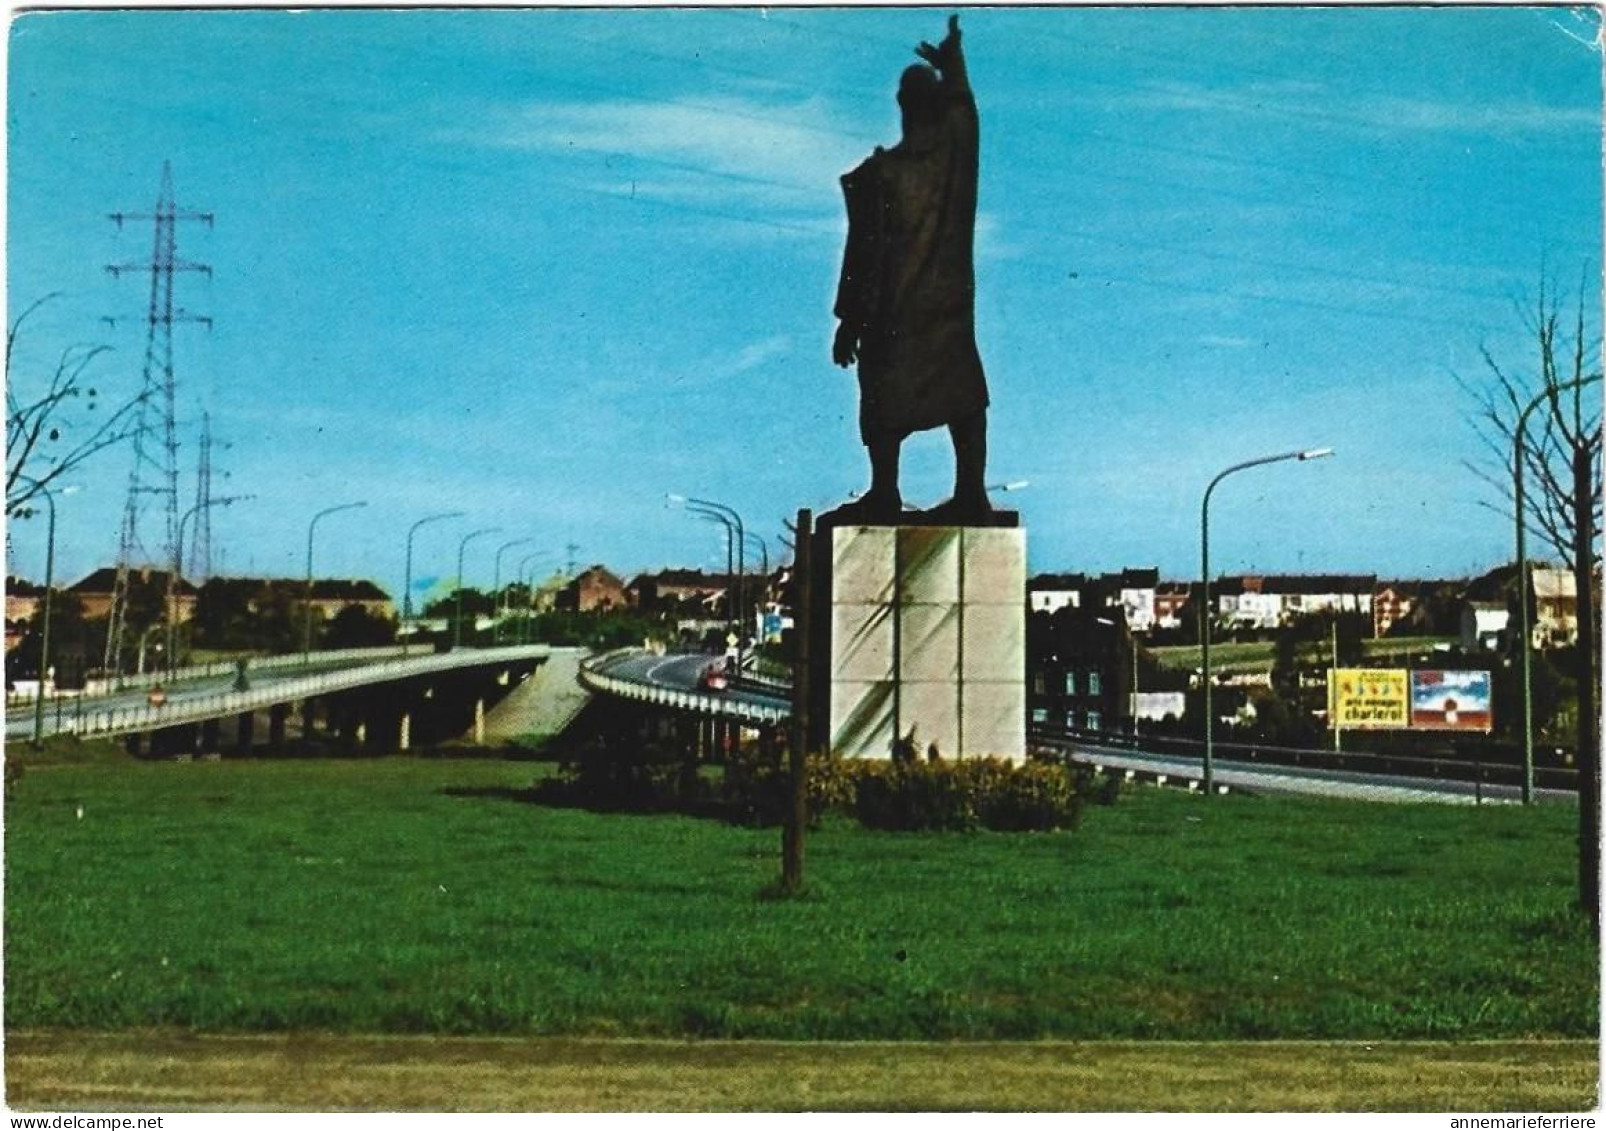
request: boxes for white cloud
[1199,334,1256,349]
[727,334,792,376]
[456,94,868,216]
[1105,79,1597,138]
[1346,94,1599,136]
[659,334,795,390]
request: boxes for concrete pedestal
[819,523,1025,761]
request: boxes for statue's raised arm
[915,15,970,99]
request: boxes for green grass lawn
[4,751,1595,1040]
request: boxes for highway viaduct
[8,645,553,759]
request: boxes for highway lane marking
[644,656,700,686]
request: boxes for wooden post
[782,508,813,894]
[1573,445,1599,928]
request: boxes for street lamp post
[455,527,501,648]
[692,508,737,625]
[744,531,770,583]
[518,552,553,644]
[304,501,368,665]
[1131,639,1140,738]
[744,531,770,642]
[669,495,747,666]
[492,538,535,644]
[170,494,251,675]
[14,476,72,748]
[403,511,463,654]
[1514,373,1602,803]
[1201,448,1332,796]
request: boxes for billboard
[1330,668,1410,729]
[1410,670,1493,732]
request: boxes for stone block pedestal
[810,522,1025,761]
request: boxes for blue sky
[7,5,1602,605]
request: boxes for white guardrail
[32,645,550,741]
[578,650,790,726]
[6,645,413,708]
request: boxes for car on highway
[700,663,730,693]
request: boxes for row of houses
[1028,569,1382,635]
[1025,566,1584,649]
[13,558,1582,662]
[559,565,784,618]
[4,563,782,639]
[4,568,395,650]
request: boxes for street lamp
[679,505,739,644]
[492,537,535,644]
[1200,447,1333,795]
[304,501,368,665]
[743,531,770,581]
[170,494,251,675]
[693,508,736,607]
[668,495,747,664]
[402,511,463,652]
[1514,373,1602,803]
[518,552,554,644]
[13,476,77,748]
[455,527,501,648]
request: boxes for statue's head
[897,64,941,128]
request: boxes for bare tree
[6,293,140,517]
[1459,275,1602,569]
[1461,272,1602,927]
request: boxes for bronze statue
[833,15,990,524]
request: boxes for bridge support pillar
[333,700,360,752]
[399,711,412,752]
[473,697,486,746]
[235,711,254,756]
[268,704,288,753]
[301,698,317,752]
[151,724,199,759]
[675,715,695,761]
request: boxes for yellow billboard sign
[1331,668,1410,730]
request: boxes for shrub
[537,740,1090,833]
[726,750,1086,833]
[975,759,1080,831]
[532,736,694,811]
[806,753,857,816]
[721,742,788,825]
[722,747,855,827]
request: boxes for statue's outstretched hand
[916,14,961,70]
[833,322,860,368]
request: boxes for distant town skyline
[7,6,1601,606]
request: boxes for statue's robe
[834,77,989,445]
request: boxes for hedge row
[724,748,1091,832]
